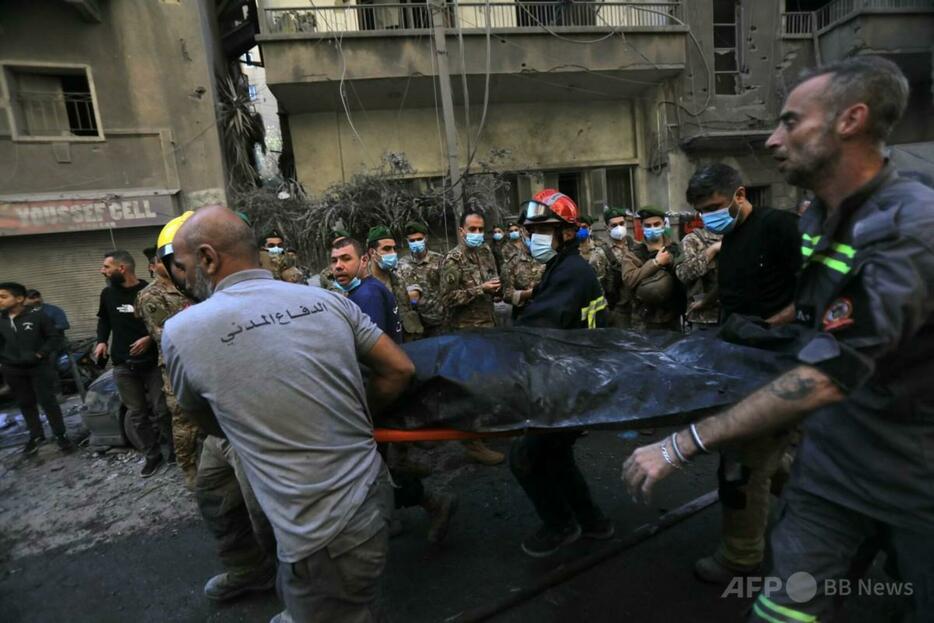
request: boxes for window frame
[712,0,742,96]
[0,61,105,143]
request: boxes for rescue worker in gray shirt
[162,206,415,623]
[624,56,934,622]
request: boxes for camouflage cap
[404,221,429,235]
[367,225,394,245]
[603,207,627,224]
[636,205,666,220]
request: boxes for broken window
[713,0,741,95]
[3,65,102,139]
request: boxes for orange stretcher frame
[373,428,518,443]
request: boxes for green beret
[636,205,666,219]
[404,221,428,235]
[235,211,251,226]
[264,228,282,239]
[579,215,594,226]
[367,225,394,245]
[329,229,352,243]
[603,207,627,224]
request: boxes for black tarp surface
[379,327,798,432]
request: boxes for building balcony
[780,0,934,58]
[256,1,688,113]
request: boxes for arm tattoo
[768,371,817,401]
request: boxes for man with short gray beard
[162,206,414,623]
[624,56,934,621]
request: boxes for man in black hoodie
[509,189,614,557]
[93,250,170,478]
[0,282,73,454]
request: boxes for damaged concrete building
[0,1,238,338]
[255,0,933,220]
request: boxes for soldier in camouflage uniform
[489,224,508,273]
[621,206,684,331]
[501,221,524,266]
[366,225,424,341]
[136,247,198,489]
[577,215,609,289]
[258,229,285,278]
[597,208,638,328]
[440,212,505,466]
[501,235,545,320]
[674,226,722,328]
[398,222,445,338]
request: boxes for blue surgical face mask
[509,231,521,241]
[337,277,361,292]
[378,253,398,271]
[701,205,736,234]
[643,226,665,241]
[530,233,556,263]
[493,232,504,242]
[465,232,485,248]
[408,240,426,255]
[576,227,590,241]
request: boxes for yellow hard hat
[157,211,195,260]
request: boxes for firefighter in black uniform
[509,188,614,558]
[623,56,934,621]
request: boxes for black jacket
[516,241,608,330]
[0,308,63,368]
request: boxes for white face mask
[610,225,627,241]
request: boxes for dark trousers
[2,363,66,439]
[748,485,934,622]
[113,363,170,461]
[510,431,601,530]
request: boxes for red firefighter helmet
[519,189,579,227]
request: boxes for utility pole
[429,0,464,211]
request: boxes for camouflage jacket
[674,228,722,325]
[135,278,190,366]
[595,236,636,310]
[501,241,522,266]
[372,268,425,338]
[398,250,445,329]
[579,238,609,288]
[501,245,545,307]
[622,240,683,326]
[440,243,499,329]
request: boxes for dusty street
[0,400,906,623]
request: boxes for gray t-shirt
[163,269,384,563]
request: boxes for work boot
[204,569,276,602]
[422,492,458,544]
[22,437,42,456]
[581,517,615,540]
[694,553,760,586]
[521,522,581,558]
[140,454,164,478]
[55,434,75,453]
[462,440,504,466]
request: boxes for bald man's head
[171,205,261,301]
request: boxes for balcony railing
[261,2,683,36]
[780,11,813,35]
[815,0,933,30]
[16,91,99,138]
